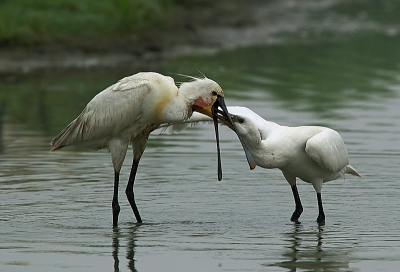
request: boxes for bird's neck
[259,121,280,140]
[240,131,263,159]
[158,91,193,123]
[242,129,281,169]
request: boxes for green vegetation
[0,0,195,48]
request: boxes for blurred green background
[1,0,400,138]
[0,0,251,51]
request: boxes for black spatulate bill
[211,95,256,180]
[211,102,223,181]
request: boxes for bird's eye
[238,117,244,123]
[212,91,218,96]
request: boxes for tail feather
[50,118,80,151]
[345,165,361,177]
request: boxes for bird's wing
[305,128,349,172]
[51,76,154,150]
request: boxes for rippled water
[2,1,400,271]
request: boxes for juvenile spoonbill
[161,106,361,224]
[51,72,255,226]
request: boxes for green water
[1,1,400,271]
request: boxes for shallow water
[2,1,400,271]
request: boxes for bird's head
[179,77,224,117]
[231,115,262,144]
[180,77,235,129]
[231,115,248,133]
[179,77,256,180]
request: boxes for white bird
[161,106,361,224]
[51,72,255,226]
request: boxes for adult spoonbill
[51,72,255,226]
[161,106,361,224]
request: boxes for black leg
[112,171,121,227]
[290,185,303,222]
[316,192,325,224]
[126,158,142,223]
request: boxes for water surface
[1,1,400,271]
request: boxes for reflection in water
[1,34,400,135]
[0,100,5,153]
[1,2,400,271]
[37,89,50,135]
[112,226,139,272]
[164,34,400,117]
[270,224,354,271]
[112,228,120,272]
[126,226,138,272]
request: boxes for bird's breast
[154,91,171,120]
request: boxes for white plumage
[161,106,361,224]
[51,72,253,226]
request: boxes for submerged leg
[108,138,129,227]
[112,171,121,227]
[126,158,142,223]
[316,192,325,224]
[290,185,303,222]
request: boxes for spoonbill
[161,106,361,224]
[51,72,255,226]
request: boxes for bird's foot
[317,214,325,225]
[112,202,120,227]
[290,207,303,222]
[290,215,300,222]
